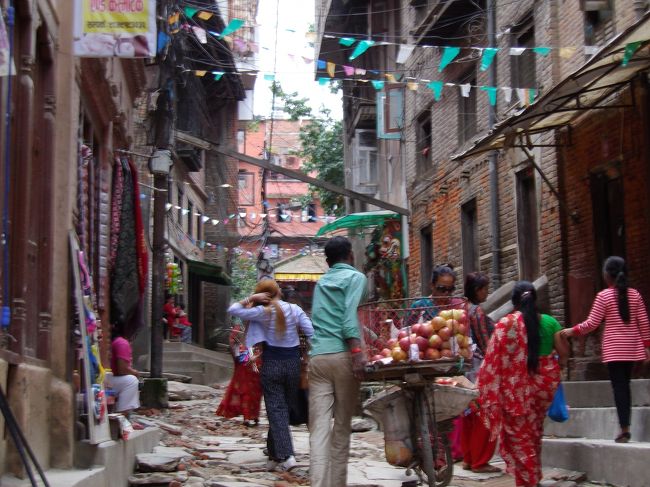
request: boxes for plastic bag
[547,382,569,422]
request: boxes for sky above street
[253,0,343,119]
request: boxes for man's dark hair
[324,236,352,266]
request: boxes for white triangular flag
[584,46,599,56]
[510,47,526,56]
[192,26,208,44]
[211,219,219,225]
[396,44,415,64]
[459,83,471,98]
[516,89,527,105]
[502,87,513,103]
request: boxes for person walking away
[216,320,263,427]
[560,256,650,443]
[460,272,500,473]
[477,281,569,487]
[309,236,368,487]
[106,324,140,416]
[227,279,313,472]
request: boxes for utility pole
[141,0,173,408]
[487,0,501,287]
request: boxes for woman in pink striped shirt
[560,256,650,443]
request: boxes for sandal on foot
[472,464,502,473]
[461,463,472,470]
[615,432,631,443]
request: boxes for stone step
[161,350,233,366]
[542,437,650,487]
[562,379,650,408]
[544,406,650,442]
[162,361,232,385]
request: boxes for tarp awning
[315,210,400,236]
[187,258,232,286]
[452,13,650,160]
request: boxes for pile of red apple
[370,309,473,363]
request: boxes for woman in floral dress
[216,321,263,426]
[476,281,568,487]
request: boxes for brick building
[317,1,650,377]
[236,119,327,262]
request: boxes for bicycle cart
[358,299,478,487]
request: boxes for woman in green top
[475,281,568,486]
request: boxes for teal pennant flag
[349,40,375,60]
[532,47,551,56]
[480,48,499,71]
[427,81,444,101]
[221,19,245,37]
[339,37,356,47]
[622,41,642,66]
[481,86,498,106]
[184,7,199,18]
[371,80,385,90]
[318,77,330,86]
[439,46,460,72]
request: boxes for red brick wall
[562,81,650,321]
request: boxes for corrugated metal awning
[452,13,650,160]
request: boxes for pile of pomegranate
[370,308,473,363]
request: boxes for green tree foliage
[230,254,258,302]
[271,82,345,216]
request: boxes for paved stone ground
[128,382,608,487]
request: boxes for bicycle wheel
[415,394,454,487]
[414,390,437,486]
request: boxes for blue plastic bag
[548,382,569,422]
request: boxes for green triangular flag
[349,40,375,60]
[221,18,245,37]
[184,7,199,18]
[339,37,356,47]
[622,41,642,66]
[371,80,384,90]
[212,71,224,81]
[427,81,444,101]
[532,47,551,56]
[529,88,537,104]
[318,77,330,86]
[480,48,499,71]
[481,86,498,106]
[438,46,460,72]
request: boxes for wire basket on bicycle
[358,297,472,363]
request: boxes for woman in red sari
[216,322,263,426]
[476,281,568,487]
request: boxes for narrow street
[127,382,605,487]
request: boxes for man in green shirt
[309,236,367,487]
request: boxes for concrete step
[1,467,106,487]
[542,437,650,487]
[161,350,233,366]
[162,360,232,385]
[544,407,650,442]
[563,379,650,408]
[1,427,163,487]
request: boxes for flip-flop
[472,464,502,473]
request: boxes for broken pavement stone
[135,452,180,473]
[128,471,189,485]
[351,417,376,433]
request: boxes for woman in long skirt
[476,281,568,487]
[216,323,263,426]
